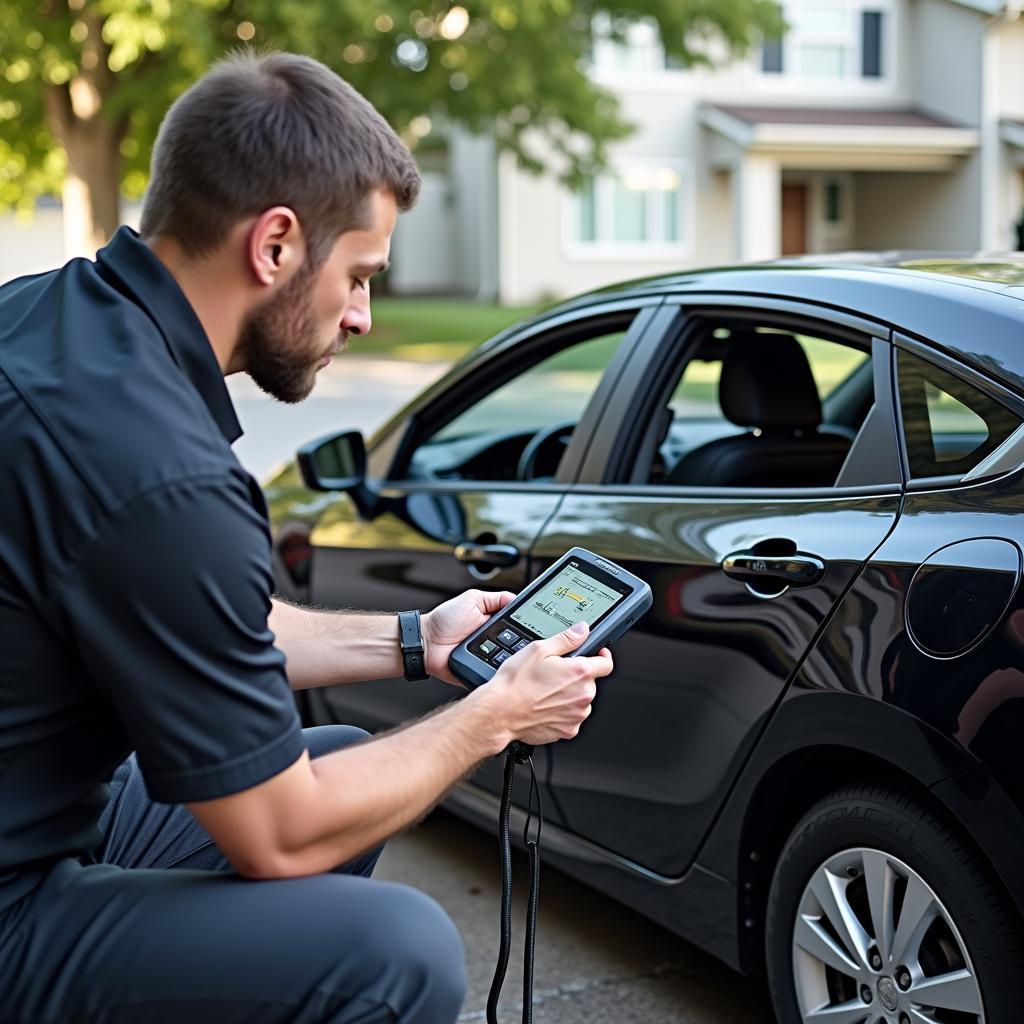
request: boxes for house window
[762,36,784,73]
[760,0,888,82]
[578,180,598,242]
[569,162,690,255]
[824,181,843,223]
[590,16,668,75]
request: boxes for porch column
[733,154,781,261]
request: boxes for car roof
[538,254,1024,397]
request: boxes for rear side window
[897,350,1021,479]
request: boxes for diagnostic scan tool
[449,547,652,689]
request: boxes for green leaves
[0,0,782,221]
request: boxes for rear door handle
[721,551,826,587]
[454,543,520,569]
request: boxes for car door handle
[454,543,520,569]
[721,551,826,587]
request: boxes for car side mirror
[296,430,375,515]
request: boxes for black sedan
[266,256,1024,1024]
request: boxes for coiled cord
[486,742,542,1024]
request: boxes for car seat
[665,330,852,488]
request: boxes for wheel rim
[791,847,985,1024]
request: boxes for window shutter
[861,10,883,77]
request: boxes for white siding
[996,17,1024,121]
[0,202,142,286]
[854,169,981,248]
[387,171,455,294]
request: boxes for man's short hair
[140,50,420,265]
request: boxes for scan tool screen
[509,560,624,638]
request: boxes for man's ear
[248,207,305,288]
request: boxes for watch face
[399,610,428,679]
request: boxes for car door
[532,300,905,876]
[302,297,665,802]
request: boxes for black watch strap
[398,609,429,681]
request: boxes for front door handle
[454,542,520,569]
[721,550,826,587]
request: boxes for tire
[765,783,1024,1024]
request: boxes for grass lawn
[349,297,542,362]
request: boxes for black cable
[486,742,541,1024]
[486,749,516,1024]
[522,757,542,1024]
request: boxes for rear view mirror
[296,430,367,493]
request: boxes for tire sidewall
[765,789,1017,1023]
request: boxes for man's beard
[238,264,344,404]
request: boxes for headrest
[719,330,822,430]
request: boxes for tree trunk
[42,9,122,259]
[59,116,122,258]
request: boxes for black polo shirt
[0,227,305,883]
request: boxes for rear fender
[695,690,1024,973]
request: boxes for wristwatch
[398,609,429,681]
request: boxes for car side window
[897,349,1021,480]
[650,323,871,489]
[404,322,631,483]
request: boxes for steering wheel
[516,419,576,481]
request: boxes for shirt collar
[95,226,243,444]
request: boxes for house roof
[699,103,980,169]
[706,106,963,129]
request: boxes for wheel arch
[735,744,953,976]
[696,690,1024,976]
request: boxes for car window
[897,349,1021,479]
[405,323,630,483]
[668,329,866,425]
[433,331,624,442]
[651,324,871,488]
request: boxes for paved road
[234,355,777,1023]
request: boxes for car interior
[403,323,630,483]
[648,320,873,489]
[401,314,877,490]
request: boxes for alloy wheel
[791,846,984,1023]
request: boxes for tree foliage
[0,0,782,244]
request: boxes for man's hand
[472,621,614,746]
[422,588,515,685]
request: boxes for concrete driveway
[227,355,450,482]
[376,811,773,1024]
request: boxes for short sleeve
[58,476,305,803]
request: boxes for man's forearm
[281,688,510,873]
[270,597,403,690]
[189,684,511,878]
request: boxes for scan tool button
[492,649,512,667]
[478,639,498,656]
[512,640,530,652]
[497,628,520,646]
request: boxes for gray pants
[0,725,467,1023]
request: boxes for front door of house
[782,183,808,255]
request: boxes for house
[389,0,1024,305]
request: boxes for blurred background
[5,1,1024,329]
[6,0,1024,481]
[4,0,1023,480]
